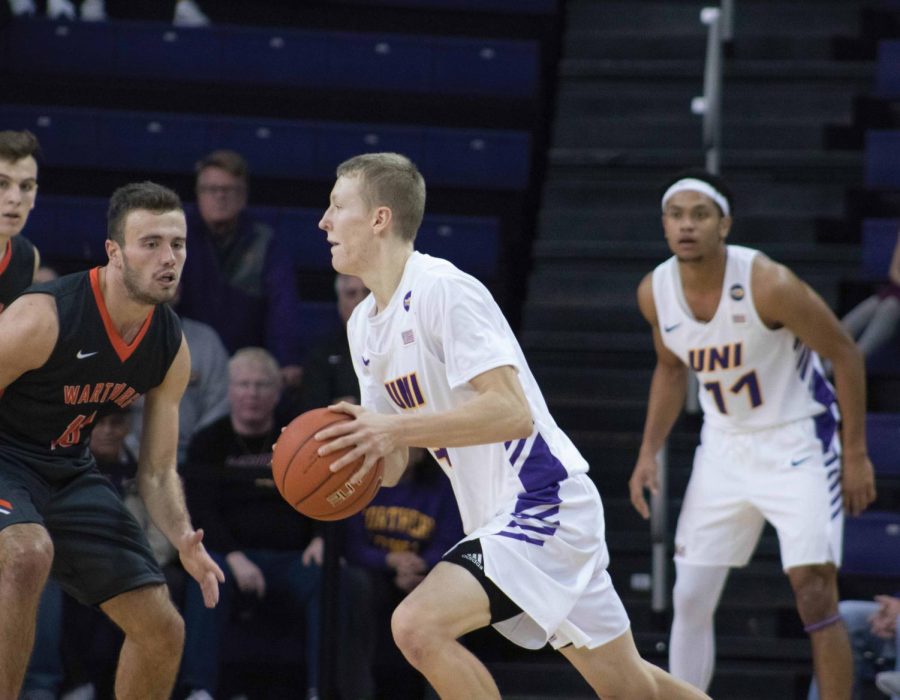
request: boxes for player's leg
[100,583,185,700]
[669,561,730,690]
[788,563,852,700]
[559,629,710,699]
[390,560,498,699]
[45,470,176,699]
[0,522,54,697]
[668,428,763,690]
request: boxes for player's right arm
[629,273,689,519]
[0,293,58,390]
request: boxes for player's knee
[672,579,715,621]
[391,600,433,665]
[0,527,54,589]
[132,595,185,657]
[789,566,837,624]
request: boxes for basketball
[271,407,384,521]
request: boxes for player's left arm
[137,335,225,605]
[752,256,875,516]
[319,364,532,476]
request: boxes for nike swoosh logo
[76,350,98,360]
[663,323,682,333]
[790,456,811,467]
[362,357,370,366]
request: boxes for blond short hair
[336,152,426,243]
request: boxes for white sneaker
[46,0,76,19]
[186,690,215,700]
[877,670,900,696]
[8,0,36,16]
[172,0,209,26]
[79,0,106,21]
[60,683,96,700]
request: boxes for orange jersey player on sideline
[0,130,42,313]
[0,181,224,699]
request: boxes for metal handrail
[650,2,733,620]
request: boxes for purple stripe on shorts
[497,530,547,546]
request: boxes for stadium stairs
[512,1,890,699]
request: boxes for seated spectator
[180,347,322,700]
[298,273,368,412]
[344,448,463,700]
[176,150,306,390]
[808,594,900,700]
[128,286,230,464]
[8,0,209,24]
[843,230,900,360]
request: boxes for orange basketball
[271,407,384,521]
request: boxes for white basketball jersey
[347,252,590,535]
[652,245,837,432]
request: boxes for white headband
[661,178,730,217]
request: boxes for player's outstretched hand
[629,455,660,520]
[842,453,877,517]
[178,529,226,608]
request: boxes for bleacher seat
[861,219,898,279]
[865,130,900,188]
[313,123,425,181]
[867,413,900,478]
[114,23,222,82]
[333,0,557,13]
[0,104,530,190]
[24,195,107,263]
[842,510,900,577]
[210,117,318,180]
[95,110,208,172]
[299,300,342,345]
[417,216,500,280]
[876,39,900,99]
[2,19,540,98]
[5,20,115,76]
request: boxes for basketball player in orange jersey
[0,181,224,699]
[628,170,876,699]
[0,130,42,312]
[315,152,710,700]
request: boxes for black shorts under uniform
[0,446,165,606]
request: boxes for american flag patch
[732,314,746,324]
[0,498,12,515]
[401,329,415,345]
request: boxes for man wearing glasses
[177,149,306,390]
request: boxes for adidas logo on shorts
[461,552,483,571]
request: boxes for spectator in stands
[8,0,209,25]
[0,129,41,313]
[176,149,306,391]
[298,273,368,412]
[842,230,900,360]
[179,348,322,700]
[628,170,876,699]
[127,285,230,465]
[808,595,900,700]
[344,447,463,700]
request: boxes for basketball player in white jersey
[314,153,709,699]
[628,170,876,699]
